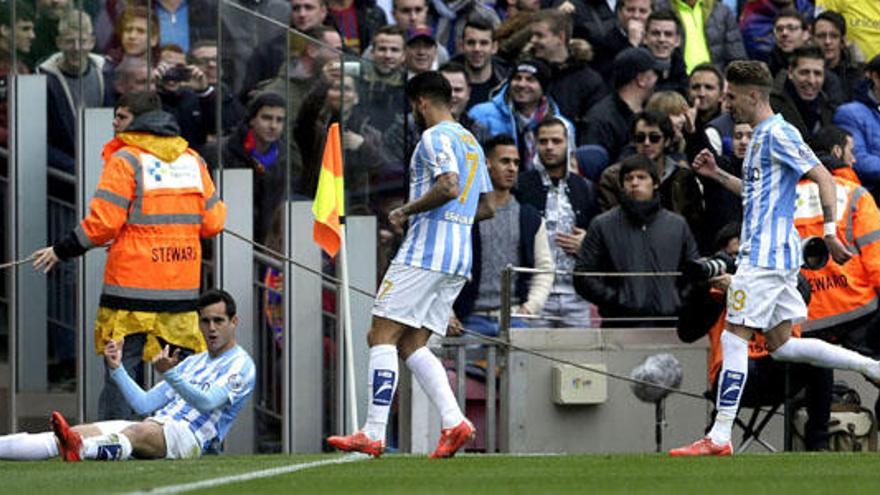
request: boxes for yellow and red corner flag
[312,123,346,257]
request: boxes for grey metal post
[79,108,113,422]
[344,216,376,430]
[10,75,48,431]
[217,169,255,454]
[499,265,512,339]
[486,345,497,453]
[285,202,323,452]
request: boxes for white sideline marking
[120,453,368,495]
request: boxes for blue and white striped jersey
[153,345,255,452]
[394,120,492,279]
[740,114,819,270]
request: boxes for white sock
[771,337,880,379]
[82,432,133,461]
[362,344,399,442]
[708,331,749,446]
[406,346,465,429]
[0,432,58,460]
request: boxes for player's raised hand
[691,148,720,179]
[388,207,408,235]
[825,235,853,265]
[104,339,124,370]
[31,246,59,273]
[152,345,181,373]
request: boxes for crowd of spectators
[1,0,880,329]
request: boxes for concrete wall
[501,328,712,453]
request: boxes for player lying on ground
[0,289,255,461]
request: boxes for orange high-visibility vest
[794,175,880,330]
[75,134,227,312]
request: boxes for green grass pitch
[2,453,880,494]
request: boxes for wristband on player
[823,221,836,237]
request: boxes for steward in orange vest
[795,154,880,343]
[39,110,227,360]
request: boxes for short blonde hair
[57,9,93,37]
[646,91,688,117]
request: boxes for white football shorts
[93,418,200,459]
[372,263,466,336]
[725,264,807,330]
[146,416,202,459]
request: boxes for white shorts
[372,263,466,336]
[93,418,200,459]
[725,264,807,330]
[147,416,202,459]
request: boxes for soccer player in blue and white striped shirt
[0,290,256,462]
[671,61,880,457]
[328,71,495,459]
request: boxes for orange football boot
[669,437,732,457]
[429,419,476,459]
[327,431,384,457]
[50,411,83,462]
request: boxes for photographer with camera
[678,224,835,451]
[574,154,699,328]
[155,44,214,149]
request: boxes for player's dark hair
[197,289,237,318]
[725,60,773,95]
[405,71,452,105]
[483,134,517,156]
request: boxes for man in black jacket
[770,45,837,141]
[530,9,608,140]
[575,154,699,328]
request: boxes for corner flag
[312,123,345,257]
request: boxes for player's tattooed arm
[692,148,742,196]
[389,172,461,233]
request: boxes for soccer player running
[0,289,255,461]
[328,71,495,458]
[670,61,880,456]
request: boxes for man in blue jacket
[834,55,880,196]
[468,59,574,172]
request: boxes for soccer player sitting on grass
[0,289,255,461]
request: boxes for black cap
[613,47,664,89]
[511,59,551,91]
[405,25,435,45]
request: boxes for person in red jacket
[32,97,226,421]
